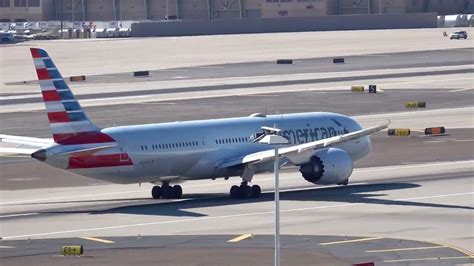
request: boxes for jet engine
[299,148,353,185]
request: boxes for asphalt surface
[5,48,473,86]
[1,88,473,138]
[1,235,472,266]
[2,47,473,105]
[0,34,473,266]
[1,161,473,266]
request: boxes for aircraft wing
[218,121,389,168]
[0,134,54,148]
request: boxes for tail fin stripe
[42,90,62,101]
[47,112,70,123]
[44,59,55,68]
[50,121,95,133]
[38,59,55,68]
[47,69,62,79]
[57,90,74,101]
[36,69,52,80]
[63,101,81,111]
[31,48,48,58]
[67,112,88,122]
[34,59,46,69]
[39,80,55,91]
[45,102,66,112]
[53,80,68,90]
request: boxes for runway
[1,161,473,265]
[0,29,473,265]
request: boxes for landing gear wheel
[240,185,251,199]
[151,186,162,199]
[250,185,261,198]
[172,185,183,199]
[337,179,349,186]
[230,185,240,199]
[162,185,174,199]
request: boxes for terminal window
[28,0,39,7]
[0,0,10,7]
[14,0,26,7]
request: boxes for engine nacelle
[299,148,353,185]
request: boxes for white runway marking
[450,88,474,92]
[1,160,472,206]
[196,66,224,69]
[2,192,472,240]
[0,94,40,100]
[0,212,38,218]
[7,177,41,182]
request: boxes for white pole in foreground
[274,147,280,266]
[255,132,287,266]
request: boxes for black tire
[173,185,183,199]
[162,185,174,199]
[230,185,239,198]
[151,186,162,199]
[250,185,261,198]
[240,186,252,199]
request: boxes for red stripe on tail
[47,112,70,123]
[36,69,51,80]
[41,90,62,101]
[30,48,42,58]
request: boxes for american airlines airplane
[0,48,388,199]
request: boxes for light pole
[257,132,289,266]
[379,0,382,14]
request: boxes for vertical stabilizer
[30,48,113,145]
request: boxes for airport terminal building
[1,0,473,22]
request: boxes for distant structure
[1,0,473,22]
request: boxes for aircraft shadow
[43,181,473,218]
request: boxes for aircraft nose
[31,149,47,161]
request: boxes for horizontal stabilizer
[0,134,53,148]
[0,147,38,157]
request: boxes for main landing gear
[337,179,349,186]
[230,181,261,199]
[151,182,183,199]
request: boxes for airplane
[0,48,388,199]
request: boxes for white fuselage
[53,112,371,184]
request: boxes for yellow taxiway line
[366,245,447,253]
[319,237,383,246]
[227,234,253,243]
[80,236,115,244]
